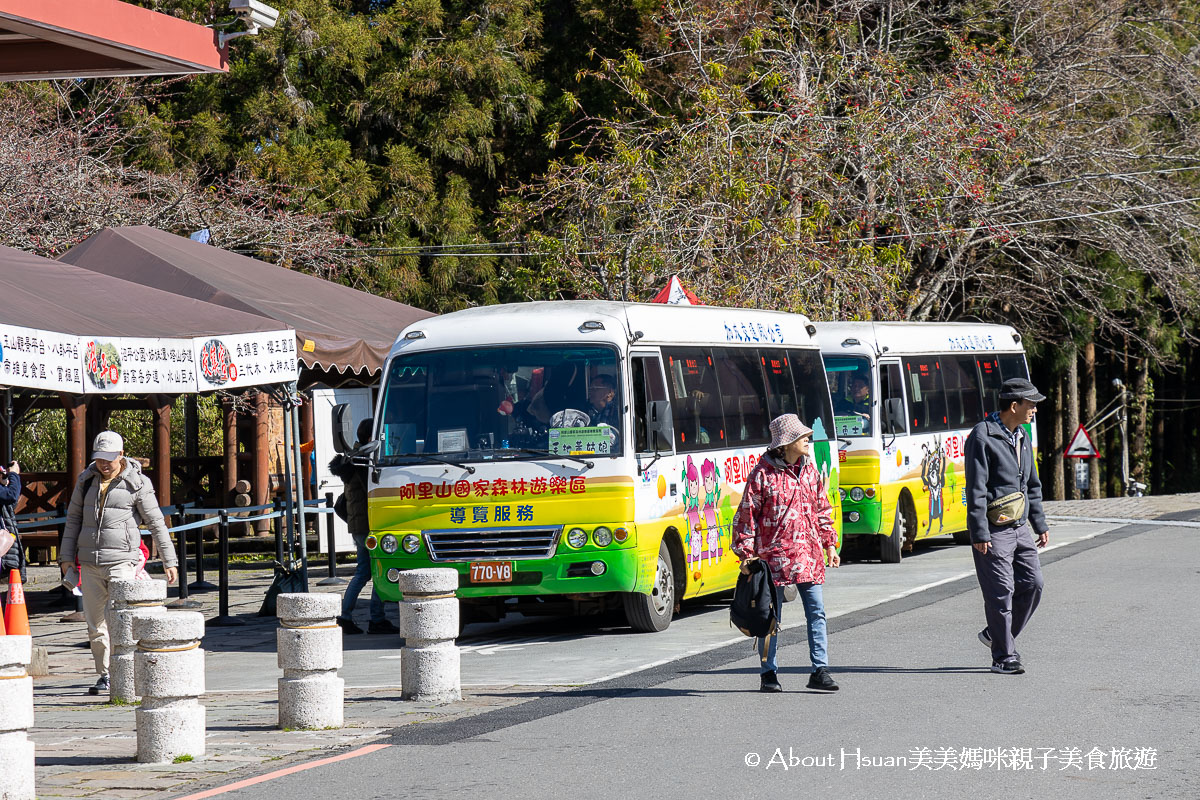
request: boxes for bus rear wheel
[623,540,675,632]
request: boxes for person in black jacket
[964,378,1050,676]
[332,419,398,636]
[0,460,24,586]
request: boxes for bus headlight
[848,511,861,522]
[838,488,846,501]
[401,534,421,554]
[865,487,876,499]
[380,534,399,554]
[849,487,865,502]
[590,561,607,576]
[365,535,378,550]
[612,527,629,543]
[386,568,401,583]
[566,527,587,548]
[592,526,613,547]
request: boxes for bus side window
[878,362,906,435]
[632,354,668,453]
[945,355,984,428]
[977,356,1002,414]
[664,347,725,451]
[998,353,1029,381]
[713,347,770,447]
[904,357,948,433]
[760,349,798,418]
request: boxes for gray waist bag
[986,491,1026,526]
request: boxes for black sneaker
[979,628,1020,662]
[760,670,782,693]
[337,616,364,635]
[88,675,110,696]
[991,659,1025,675]
[807,667,839,691]
[367,619,400,635]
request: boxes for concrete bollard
[133,611,206,763]
[0,635,34,800]
[107,579,167,702]
[397,569,461,703]
[277,593,343,730]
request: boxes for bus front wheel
[623,540,675,632]
[881,501,910,563]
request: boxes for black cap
[999,377,1046,403]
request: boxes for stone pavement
[11,492,1200,799]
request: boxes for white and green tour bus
[814,321,1034,562]
[361,301,841,632]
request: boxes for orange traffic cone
[4,569,30,636]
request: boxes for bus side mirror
[647,400,674,451]
[883,398,905,434]
[332,403,354,453]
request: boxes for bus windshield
[378,344,624,462]
[825,355,873,437]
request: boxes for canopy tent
[60,226,435,383]
[1,244,296,394]
[0,0,226,82]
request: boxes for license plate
[469,562,513,583]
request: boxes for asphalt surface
[195,519,1200,800]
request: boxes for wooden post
[254,391,270,535]
[151,395,172,508]
[1049,371,1065,501]
[60,393,88,485]
[223,399,238,499]
[300,395,315,502]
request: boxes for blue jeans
[341,533,384,624]
[760,582,828,673]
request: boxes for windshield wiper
[502,448,595,469]
[385,453,476,474]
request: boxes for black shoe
[979,629,1021,662]
[760,670,782,693]
[991,659,1025,675]
[367,619,400,635]
[337,616,364,635]
[88,675,109,696]
[807,667,839,691]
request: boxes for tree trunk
[1132,354,1149,492]
[1152,365,1165,494]
[1083,340,1100,498]
[1048,371,1065,500]
[1065,347,1080,500]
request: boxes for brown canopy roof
[60,226,434,378]
[1,243,284,337]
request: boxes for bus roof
[388,301,820,358]
[814,321,1025,357]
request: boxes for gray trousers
[972,522,1044,663]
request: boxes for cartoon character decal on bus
[701,458,722,565]
[921,436,946,535]
[683,456,704,571]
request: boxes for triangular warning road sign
[1064,424,1099,458]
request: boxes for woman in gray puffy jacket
[59,431,178,696]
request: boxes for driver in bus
[834,375,872,433]
[584,373,620,428]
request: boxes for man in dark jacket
[965,378,1049,676]
[0,460,24,584]
[332,419,398,635]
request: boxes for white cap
[92,430,124,461]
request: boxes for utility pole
[1112,378,1143,496]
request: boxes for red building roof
[0,0,226,81]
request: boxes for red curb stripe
[173,743,392,800]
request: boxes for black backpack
[730,559,780,639]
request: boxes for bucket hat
[768,414,813,450]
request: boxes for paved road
[201,518,1129,691]
[190,518,1200,800]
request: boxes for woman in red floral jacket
[732,414,840,693]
